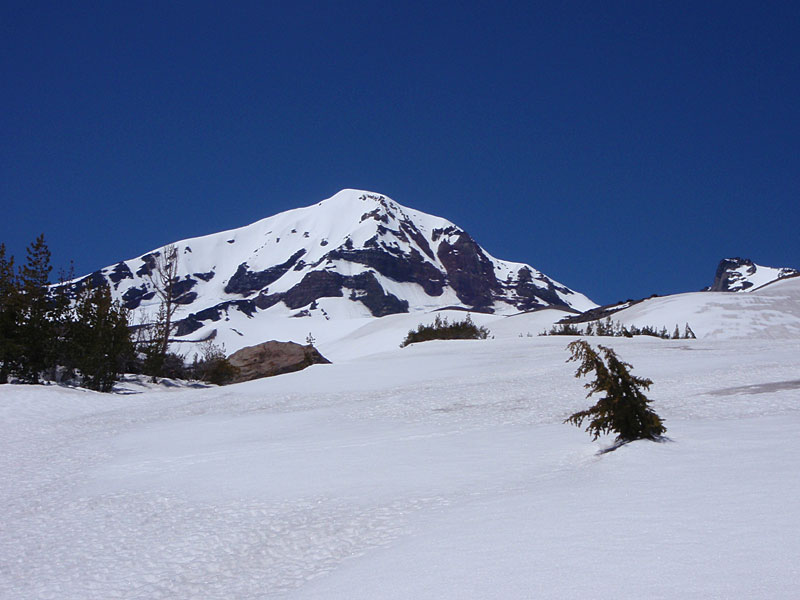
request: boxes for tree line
[0,235,235,391]
[0,235,130,390]
[543,317,696,339]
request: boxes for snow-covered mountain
[75,189,596,347]
[707,257,798,292]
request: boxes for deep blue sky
[2,1,798,305]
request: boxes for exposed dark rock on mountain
[558,300,644,324]
[176,300,258,336]
[121,285,156,310]
[710,258,757,292]
[345,272,409,317]
[326,247,445,296]
[172,278,196,298]
[108,262,133,285]
[135,253,158,277]
[708,258,798,292]
[436,232,498,309]
[225,249,306,295]
[513,267,576,311]
[193,271,215,282]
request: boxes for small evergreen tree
[542,322,582,336]
[0,244,21,383]
[17,234,54,383]
[191,340,238,385]
[160,351,189,380]
[564,340,666,448]
[50,263,77,380]
[139,304,169,380]
[71,283,132,392]
[596,317,612,336]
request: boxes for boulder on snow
[227,340,330,383]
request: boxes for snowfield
[2,298,799,598]
[605,277,800,340]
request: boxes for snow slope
[224,275,800,361]
[2,322,799,598]
[579,276,800,340]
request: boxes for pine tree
[191,340,238,385]
[0,244,21,383]
[672,325,680,339]
[50,262,77,380]
[72,283,132,392]
[141,304,169,380]
[17,234,54,383]
[564,340,666,448]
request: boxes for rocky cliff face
[709,258,798,292]
[66,190,597,343]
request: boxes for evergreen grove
[0,235,236,391]
[543,317,696,340]
[400,313,490,347]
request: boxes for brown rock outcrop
[227,341,331,383]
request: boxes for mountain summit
[77,190,596,342]
[708,258,799,292]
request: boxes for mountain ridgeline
[67,190,598,341]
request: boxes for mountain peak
[321,190,398,221]
[709,257,798,292]
[63,190,597,355]
[316,190,444,230]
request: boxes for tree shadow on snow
[707,379,800,396]
[597,435,673,455]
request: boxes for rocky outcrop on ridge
[708,258,798,292]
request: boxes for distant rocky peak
[709,257,798,292]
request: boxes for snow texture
[2,282,800,598]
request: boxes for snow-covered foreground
[2,332,799,598]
